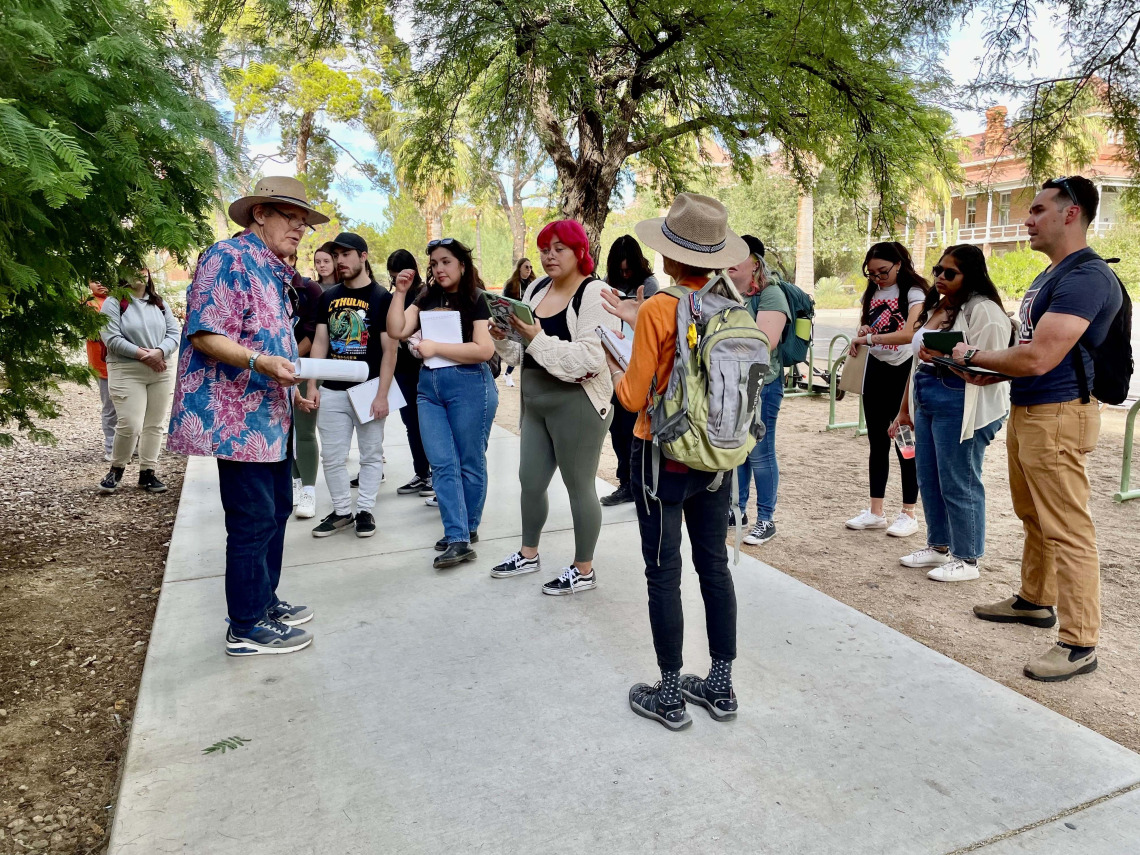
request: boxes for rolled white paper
[294,358,369,383]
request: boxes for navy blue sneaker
[268,600,313,626]
[628,682,692,731]
[225,619,313,656]
[681,674,738,721]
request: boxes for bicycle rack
[1113,399,1140,502]
[826,334,866,435]
[783,343,819,399]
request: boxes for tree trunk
[428,210,444,242]
[296,110,314,175]
[794,191,815,294]
[913,220,929,273]
[557,161,620,262]
[475,209,484,270]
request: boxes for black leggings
[862,356,918,504]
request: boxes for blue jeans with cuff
[216,456,292,632]
[418,363,498,544]
[737,379,783,520]
[913,369,1002,561]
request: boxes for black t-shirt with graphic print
[317,280,392,391]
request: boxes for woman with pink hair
[489,220,621,596]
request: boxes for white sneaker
[886,512,920,538]
[295,490,316,519]
[292,477,302,507]
[900,547,951,568]
[424,496,439,508]
[505,375,515,387]
[928,559,980,582]
[845,509,887,530]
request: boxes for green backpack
[648,275,771,489]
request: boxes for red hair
[536,220,595,275]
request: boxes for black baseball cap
[329,232,368,254]
[741,234,765,259]
[315,241,337,256]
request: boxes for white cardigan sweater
[494,278,620,420]
[908,295,1014,442]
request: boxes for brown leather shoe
[972,596,1057,628]
[1024,643,1098,682]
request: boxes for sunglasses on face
[932,265,962,280]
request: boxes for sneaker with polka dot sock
[628,670,691,731]
[681,659,738,721]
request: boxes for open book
[596,325,632,371]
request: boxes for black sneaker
[600,484,634,506]
[398,475,429,495]
[628,682,692,731]
[138,469,168,493]
[434,542,476,569]
[419,476,435,497]
[742,520,775,545]
[99,466,124,494]
[312,511,353,538]
[490,551,541,578]
[541,566,596,596]
[350,475,359,488]
[681,674,739,721]
[435,531,478,551]
[355,511,376,537]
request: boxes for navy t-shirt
[1011,248,1121,406]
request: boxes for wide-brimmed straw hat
[634,193,749,269]
[228,176,330,228]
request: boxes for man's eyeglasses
[266,204,316,235]
[427,237,458,253]
[867,264,897,281]
[932,265,962,281]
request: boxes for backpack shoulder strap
[524,277,551,302]
[570,274,599,315]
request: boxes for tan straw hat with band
[634,192,749,269]
[228,176,330,228]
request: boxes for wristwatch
[963,347,979,367]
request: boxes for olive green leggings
[519,368,613,562]
[291,380,319,486]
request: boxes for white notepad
[346,377,408,424]
[597,325,633,371]
[419,311,463,369]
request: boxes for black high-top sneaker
[99,466,125,494]
[138,469,168,493]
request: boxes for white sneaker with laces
[928,558,980,582]
[295,490,317,519]
[505,374,515,387]
[845,509,887,530]
[292,477,302,507]
[886,512,919,538]
[900,547,951,568]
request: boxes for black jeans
[216,457,292,632]
[631,438,737,671]
[609,393,639,489]
[862,356,918,504]
[396,366,431,479]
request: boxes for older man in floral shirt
[168,177,325,657]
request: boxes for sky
[241,8,1068,225]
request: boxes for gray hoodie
[100,294,180,362]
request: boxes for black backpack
[1073,260,1132,406]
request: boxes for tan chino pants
[1007,400,1101,646]
[108,359,176,471]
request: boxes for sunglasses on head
[426,237,459,253]
[932,265,962,280]
[1050,175,1079,207]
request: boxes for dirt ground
[0,384,185,854]
[493,376,1140,753]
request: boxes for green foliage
[814,276,860,310]
[1091,224,1140,298]
[0,0,229,444]
[202,736,252,755]
[988,246,1046,301]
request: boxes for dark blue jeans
[217,457,292,632]
[913,369,1002,560]
[418,363,498,543]
[631,438,737,672]
[737,379,783,520]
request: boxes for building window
[966,197,977,227]
[1100,186,1120,226]
[998,192,1011,226]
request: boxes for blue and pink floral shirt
[167,232,297,462]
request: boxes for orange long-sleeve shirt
[615,275,709,440]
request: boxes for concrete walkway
[109,424,1140,854]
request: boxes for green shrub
[988,247,1045,300]
[1091,224,1140,298]
[814,276,860,309]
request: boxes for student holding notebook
[387,238,498,569]
[307,233,397,539]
